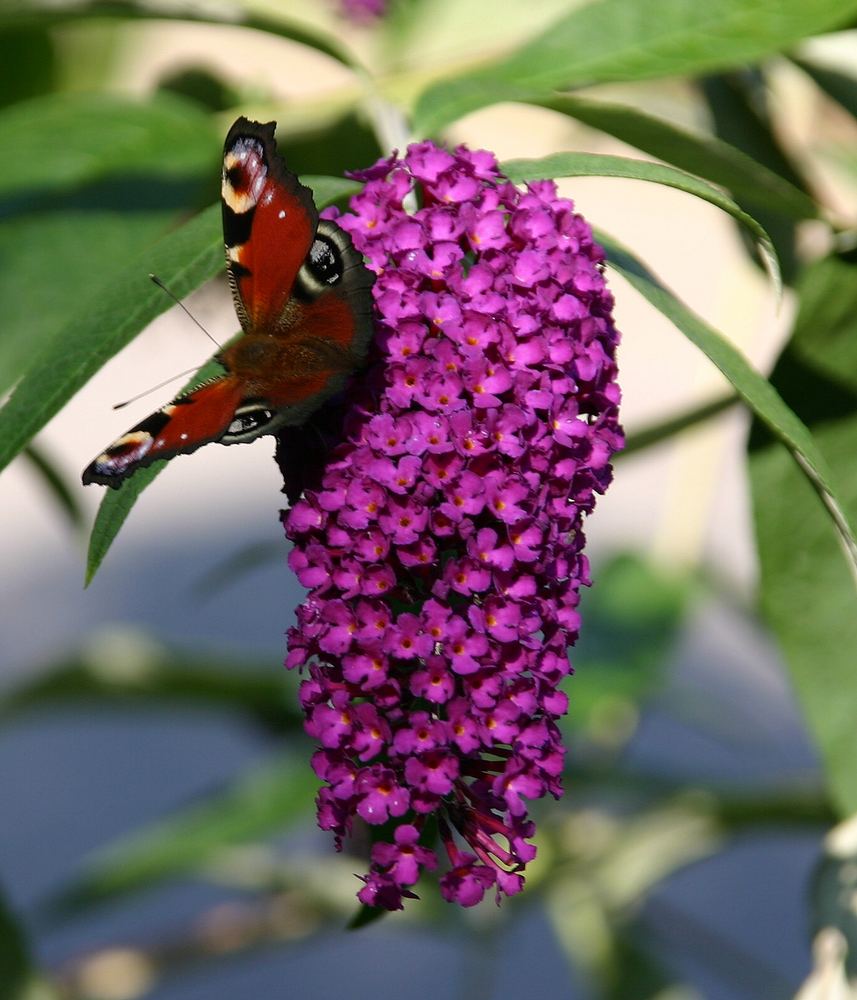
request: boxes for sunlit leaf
[0,91,217,203]
[0,0,355,67]
[413,0,857,134]
[537,93,817,221]
[503,152,781,296]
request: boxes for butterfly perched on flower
[82,117,374,488]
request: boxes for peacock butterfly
[82,117,374,488]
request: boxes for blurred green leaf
[700,73,813,286]
[21,442,83,530]
[191,540,283,599]
[503,152,781,296]
[0,0,355,67]
[570,555,691,741]
[621,393,738,457]
[538,93,817,221]
[0,92,219,396]
[0,25,55,108]
[0,203,224,480]
[49,755,317,917]
[0,91,217,204]
[156,65,239,113]
[0,888,51,1000]
[749,253,857,815]
[413,0,857,135]
[0,635,300,732]
[602,232,857,581]
[347,904,387,930]
[0,889,29,1000]
[0,209,181,398]
[794,58,857,122]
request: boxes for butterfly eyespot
[223,405,275,442]
[307,236,343,285]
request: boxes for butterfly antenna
[149,273,222,350]
[112,365,208,410]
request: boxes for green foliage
[749,253,857,814]
[0,890,31,1000]
[413,0,857,134]
[602,233,857,572]
[503,152,782,294]
[2,1,857,996]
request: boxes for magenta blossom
[281,140,622,909]
[336,0,387,23]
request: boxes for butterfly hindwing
[82,378,247,486]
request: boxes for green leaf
[749,253,857,815]
[700,73,811,286]
[0,24,55,108]
[0,634,300,732]
[794,57,857,122]
[570,555,691,745]
[537,94,817,221]
[601,232,857,580]
[1,0,355,68]
[621,393,738,457]
[0,91,217,203]
[50,755,317,916]
[0,889,30,1000]
[21,443,84,530]
[502,152,781,296]
[0,210,182,398]
[0,203,224,480]
[413,0,857,135]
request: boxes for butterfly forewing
[222,118,318,334]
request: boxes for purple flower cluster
[336,0,387,23]
[283,141,622,909]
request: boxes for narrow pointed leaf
[600,232,857,580]
[503,153,781,296]
[414,0,857,135]
[0,91,217,202]
[536,94,817,221]
[0,203,224,480]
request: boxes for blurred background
[3,2,857,998]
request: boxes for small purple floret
[283,141,622,908]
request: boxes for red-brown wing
[222,117,318,334]
[82,377,246,488]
